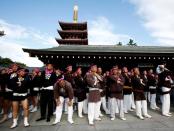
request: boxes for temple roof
[57,30,87,39]
[59,21,87,30]
[23,45,174,56]
[55,39,88,45]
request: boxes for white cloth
[5,88,13,92]
[13,93,28,96]
[100,96,109,114]
[149,86,157,109]
[162,87,171,92]
[54,96,73,122]
[110,98,124,118]
[88,101,101,124]
[150,94,157,109]
[78,99,87,117]
[33,87,39,91]
[108,97,111,114]
[135,100,148,117]
[83,99,88,114]
[41,86,53,90]
[144,92,150,102]
[123,94,132,112]
[131,93,136,109]
[162,93,170,115]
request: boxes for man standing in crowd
[29,68,42,113]
[74,67,87,118]
[97,67,110,115]
[9,68,30,128]
[36,64,57,122]
[142,70,150,101]
[86,65,101,125]
[122,67,134,114]
[108,67,126,121]
[157,63,173,117]
[132,68,152,120]
[147,69,159,110]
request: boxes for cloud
[129,0,174,46]
[0,19,57,67]
[0,41,43,67]
[88,16,130,45]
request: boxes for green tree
[0,58,13,67]
[0,56,26,67]
[116,42,123,46]
[127,39,137,46]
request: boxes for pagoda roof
[59,21,87,30]
[55,39,88,45]
[23,45,174,56]
[57,30,87,39]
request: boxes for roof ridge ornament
[73,5,78,23]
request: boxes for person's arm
[53,82,61,106]
[67,83,74,106]
[86,74,96,88]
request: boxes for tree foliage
[127,39,137,46]
[116,42,123,46]
[0,56,26,68]
[116,39,138,46]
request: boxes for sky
[0,0,174,67]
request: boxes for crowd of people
[0,62,173,128]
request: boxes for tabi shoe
[78,114,84,118]
[137,115,144,120]
[111,117,115,121]
[95,117,101,121]
[144,114,152,118]
[120,117,126,121]
[163,114,172,117]
[52,119,60,125]
[30,106,37,113]
[89,121,94,126]
[10,119,18,129]
[68,119,74,124]
[24,117,30,127]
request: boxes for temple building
[23,5,174,72]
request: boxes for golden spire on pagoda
[73,5,78,23]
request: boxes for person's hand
[17,82,21,87]
[140,79,143,83]
[67,100,73,106]
[56,99,61,106]
[117,80,121,84]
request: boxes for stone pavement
[0,107,174,131]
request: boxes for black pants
[40,90,53,118]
